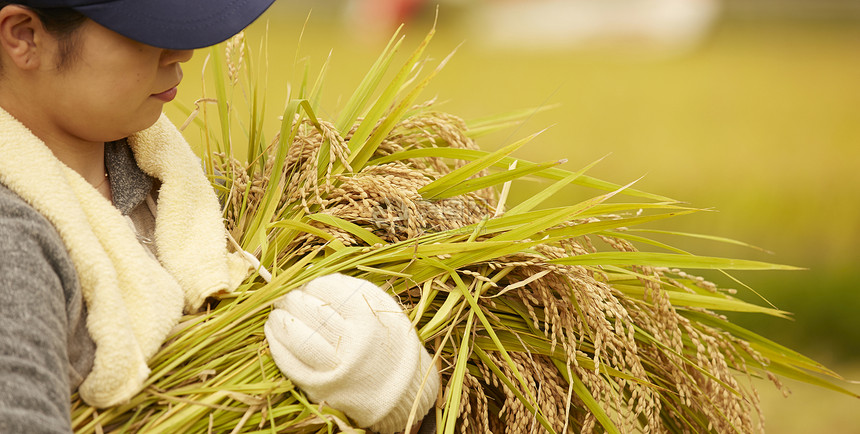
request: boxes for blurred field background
[166,0,860,431]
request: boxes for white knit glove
[264,273,439,434]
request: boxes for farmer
[0,1,438,433]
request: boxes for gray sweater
[0,141,151,434]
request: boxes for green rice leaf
[418,131,541,199]
[418,290,463,341]
[539,209,700,240]
[335,27,405,134]
[371,147,672,201]
[306,214,386,246]
[625,228,773,253]
[241,98,305,252]
[209,45,232,155]
[465,104,560,137]
[348,47,455,172]
[552,358,622,434]
[345,26,436,159]
[307,49,331,113]
[268,219,346,251]
[550,252,802,271]
[427,158,562,199]
[573,202,692,218]
[492,178,639,243]
[441,311,474,434]
[613,284,790,317]
[759,363,860,398]
[505,156,604,215]
[599,231,691,255]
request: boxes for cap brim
[73,0,276,50]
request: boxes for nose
[160,49,195,66]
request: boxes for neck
[41,132,107,188]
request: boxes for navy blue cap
[20,0,277,49]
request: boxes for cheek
[44,29,167,141]
[75,48,159,99]
[69,68,163,136]
[97,69,154,101]
[53,82,164,142]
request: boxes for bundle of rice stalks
[71,28,856,433]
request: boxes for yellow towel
[0,109,247,407]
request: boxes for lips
[152,86,178,102]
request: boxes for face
[34,19,193,143]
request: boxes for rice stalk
[70,26,857,434]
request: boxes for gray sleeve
[0,195,75,434]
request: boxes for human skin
[0,5,192,200]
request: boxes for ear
[0,5,46,70]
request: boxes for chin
[114,110,163,140]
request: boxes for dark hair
[0,3,87,70]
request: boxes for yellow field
[757,362,860,433]
[166,9,860,431]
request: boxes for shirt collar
[105,139,154,215]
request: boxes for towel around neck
[0,109,244,407]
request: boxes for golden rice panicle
[600,233,767,432]
[261,112,496,255]
[363,110,496,203]
[484,259,661,432]
[280,118,350,213]
[224,31,245,86]
[473,351,568,433]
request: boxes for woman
[0,2,437,433]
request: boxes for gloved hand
[264,273,439,434]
